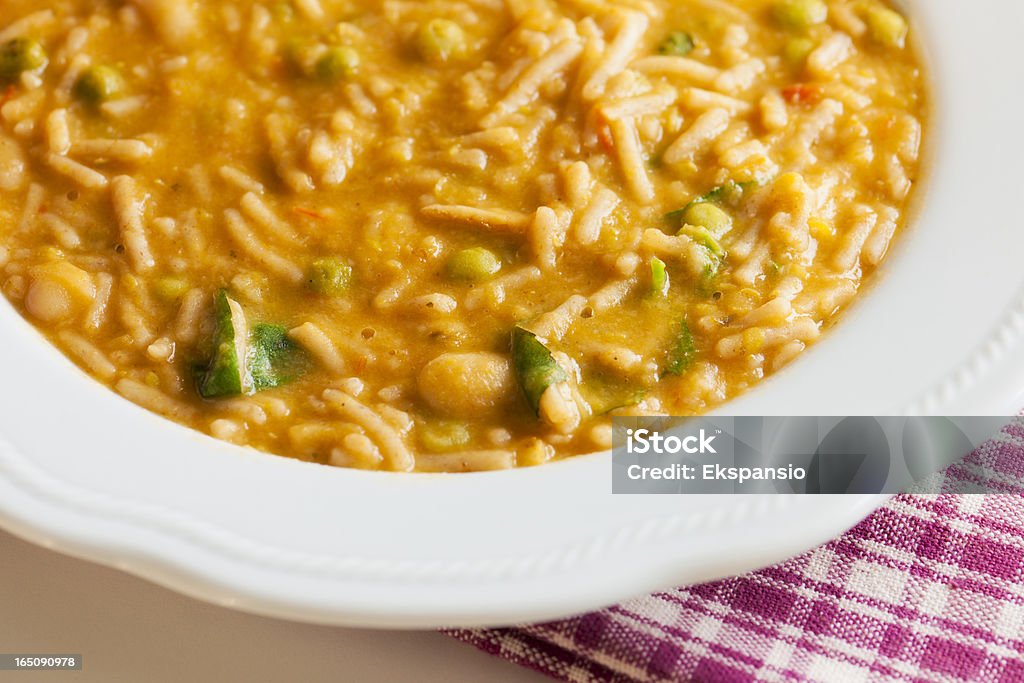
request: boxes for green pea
[783,37,816,63]
[315,46,360,81]
[306,258,353,296]
[415,19,468,64]
[658,32,695,57]
[419,421,472,453]
[683,202,732,238]
[445,247,501,282]
[73,65,124,105]
[772,0,828,29]
[865,5,909,48]
[0,38,47,80]
[152,277,191,302]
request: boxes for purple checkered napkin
[450,420,1024,682]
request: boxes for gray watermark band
[612,416,1017,494]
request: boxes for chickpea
[417,352,514,418]
[24,277,72,322]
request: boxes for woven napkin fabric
[450,420,1024,682]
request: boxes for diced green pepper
[306,258,353,296]
[679,225,726,259]
[315,46,360,81]
[198,290,251,398]
[419,421,472,453]
[650,256,669,297]
[446,247,502,282]
[772,0,828,29]
[661,184,738,289]
[198,292,307,398]
[705,180,752,207]
[664,320,697,377]
[701,258,721,283]
[73,65,124,105]
[658,31,695,56]
[865,5,909,48]
[666,180,754,226]
[511,326,568,415]
[249,323,307,390]
[414,19,468,64]
[579,377,646,415]
[0,38,47,80]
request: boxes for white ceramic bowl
[2,0,1024,629]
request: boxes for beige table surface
[0,529,548,682]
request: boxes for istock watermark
[612,416,1015,494]
[625,427,719,455]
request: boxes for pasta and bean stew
[0,0,925,471]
